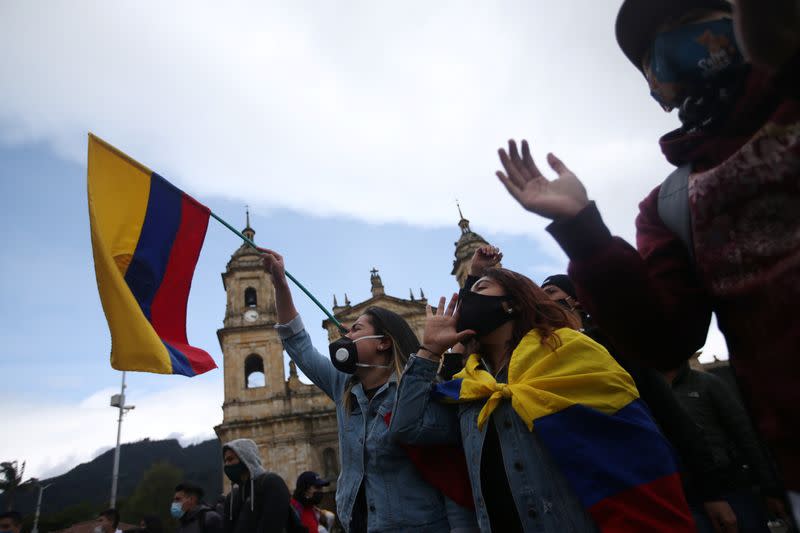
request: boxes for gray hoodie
[222,439,295,533]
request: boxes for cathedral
[213,210,490,492]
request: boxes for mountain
[0,438,222,517]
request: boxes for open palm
[496,139,589,220]
[423,295,476,355]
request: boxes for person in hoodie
[492,0,799,520]
[173,482,223,533]
[222,439,300,533]
[260,248,476,533]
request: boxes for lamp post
[109,371,135,507]
[31,482,53,533]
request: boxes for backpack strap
[657,164,695,262]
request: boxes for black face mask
[224,463,247,484]
[328,335,391,374]
[456,289,515,337]
[302,491,324,506]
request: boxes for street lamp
[109,371,135,507]
[31,482,53,533]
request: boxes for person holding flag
[260,248,474,533]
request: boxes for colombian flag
[87,134,216,376]
[434,328,694,533]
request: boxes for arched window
[322,447,339,479]
[245,354,265,388]
[244,287,257,308]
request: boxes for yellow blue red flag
[434,328,695,532]
[87,134,216,376]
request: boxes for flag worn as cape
[87,134,216,376]
[433,328,695,533]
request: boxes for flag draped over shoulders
[87,134,215,377]
[434,328,695,533]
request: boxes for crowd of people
[6,0,798,531]
[256,0,797,531]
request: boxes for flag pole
[209,211,347,334]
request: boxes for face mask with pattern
[646,17,745,125]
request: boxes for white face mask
[94,527,104,533]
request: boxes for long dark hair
[482,267,580,351]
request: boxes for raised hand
[421,294,476,358]
[258,247,287,284]
[496,139,589,220]
[469,245,503,277]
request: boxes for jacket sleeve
[628,366,726,501]
[706,373,781,495]
[256,473,293,533]
[388,355,460,445]
[547,196,713,370]
[276,315,347,401]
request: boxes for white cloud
[0,378,222,479]
[0,0,676,237]
[0,0,733,477]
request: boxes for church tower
[451,204,492,287]
[323,269,428,343]
[214,216,340,490]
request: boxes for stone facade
[214,213,489,493]
[214,224,340,492]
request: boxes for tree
[121,462,183,533]
[0,461,36,511]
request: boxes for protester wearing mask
[493,0,800,520]
[390,268,695,532]
[173,482,223,533]
[291,471,331,533]
[95,509,122,533]
[0,511,22,533]
[443,245,504,381]
[542,273,760,532]
[221,439,301,533]
[261,248,476,533]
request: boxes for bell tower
[451,203,492,287]
[217,220,285,399]
[214,214,340,490]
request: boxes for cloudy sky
[0,1,729,483]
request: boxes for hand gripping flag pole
[209,211,348,335]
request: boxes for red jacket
[547,60,800,490]
[290,498,318,533]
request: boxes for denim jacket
[276,316,450,533]
[389,355,598,533]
